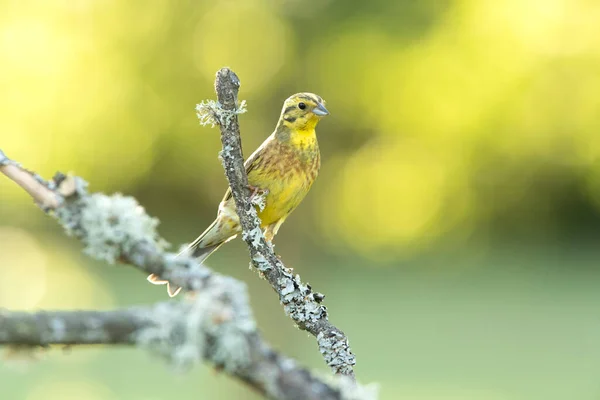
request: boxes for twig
[0,149,60,209]
[0,149,374,399]
[208,68,356,377]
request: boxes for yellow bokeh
[26,380,115,400]
[0,227,115,309]
[310,27,393,125]
[1,0,599,263]
[0,227,47,309]
[311,0,600,258]
[0,1,168,190]
[2,0,600,260]
[318,139,474,260]
[1,2,600,399]
[35,247,116,310]
[194,0,292,93]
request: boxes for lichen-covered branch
[1,149,211,294]
[204,68,356,377]
[0,296,369,400]
[0,149,374,399]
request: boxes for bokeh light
[0,227,47,309]
[2,0,600,399]
[26,380,115,400]
[194,0,292,93]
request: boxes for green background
[1,0,600,399]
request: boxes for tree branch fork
[0,68,370,400]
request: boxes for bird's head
[278,92,329,131]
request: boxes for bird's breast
[251,142,320,226]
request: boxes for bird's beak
[312,103,329,117]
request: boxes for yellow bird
[149,93,329,296]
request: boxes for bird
[148,92,329,296]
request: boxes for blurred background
[1,0,600,399]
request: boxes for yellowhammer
[148,92,329,296]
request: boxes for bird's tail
[147,218,236,297]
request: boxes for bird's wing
[220,137,269,203]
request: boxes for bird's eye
[298,102,306,110]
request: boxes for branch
[0,149,213,295]
[0,149,60,209]
[0,150,374,399]
[206,68,356,377]
[0,299,366,400]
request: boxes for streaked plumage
[149,93,329,296]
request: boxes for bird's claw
[248,185,269,199]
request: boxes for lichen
[219,144,235,162]
[196,99,247,129]
[206,278,256,372]
[249,190,267,211]
[0,149,18,167]
[136,302,194,371]
[48,318,67,342]
[136,277,255,373]
[55,193,168,263]
[251,253,272,271]
[273,268,358,375]
[325,375,379,400]
[195,100,220,127]
[316,331,355,375]
[242,226,263,249]
[278,278,295,296]
[275,267,327,326]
